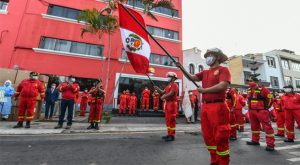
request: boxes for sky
[182,0,300,56]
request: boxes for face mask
[206,56,216,66]
[284,88,292,93]
[32,76,38,80]
[248,82,256,87]
[84,90,88,92]
[5,82,9,86]
[51,85,56,89]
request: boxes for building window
[39,37,104,57]
[147,26,179,40]
[244,71,252,84]
[296,79,300,88]
[189,64,195,74]
[291,61,300,72]
[0,0,8,11]
[47,5,81,20]
[266,56,276,68]
[281,59,290,70]
[284,76,292,86]
[121,50,178,67]
[198,65,203,72]
[270,76,279,88]
[127,0,179,17]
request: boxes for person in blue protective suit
[0,80,15,120]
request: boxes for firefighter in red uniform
[79,89,90,116]
[226,87,238,140]
[87,81,105,130]
[153,90,160,111]
[273,92,285,137]
[119,91,127,115]
[246,76,275,151]
[55,76,80,129]
[141,87,150,111]
[154,72,178,142]
[281,85,300,142]
[129,92,137,115]
[177,48,231,165]
[13,72,45,128]
[235,89,246,132]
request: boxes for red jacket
[14,79,45,99]
[236,94,246,109]
[281,93,300,110]
[226,88,237,109]
[129,95,137,106]
[247,86,272,110]
[272,97,283,111]
[153,92,160,99]
[80,92,90,103]
[142,89,150,98]
[58,82,80,100]
[120,94,127,105]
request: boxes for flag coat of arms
[118,4,151,74]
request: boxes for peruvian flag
[118,4,151,74]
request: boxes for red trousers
[229,112,237,137]
[80,101,88,116]
[18,97,37,122]
[119,101,127,114]
[285,109,300,139]
[235,108,244,131]
[89,100,103,123]
[165,101,177,136]
[129,103,136,114]
[141,98,149,110]
[201,102,230,165]
[276,111,285,135]
[249,110,275,147]
[153,98,159,110]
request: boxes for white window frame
[0,0,8,14]
[284,76,292,86]
[295,78,300,88]
[266,56,276,68]
[188,63,195,75]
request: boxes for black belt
[202,99,225,104]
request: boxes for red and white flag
[118,4,151,74]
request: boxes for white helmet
[166,72,178,79]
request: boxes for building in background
[0,0,183,109]
[182,47,207,92]
[266,49,300,91]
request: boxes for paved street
[0,122,300,165]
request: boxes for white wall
[262,52,284,89]
[183,47,208,91]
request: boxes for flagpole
[146,74,156,86]
[119,3,199,88]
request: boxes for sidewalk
[0,116,201,135]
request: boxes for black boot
[246,141,260,145]
[54,124,63,129]
[165,135,175,142]
[275,134,284,137]
[94,123,99,130]
[25,121,30,128]
[13,122,23,128]
[210,163,219,165]
[284,138,294,143]
[229,136,237,141]
[162,135,169,140]
[265,145,275,151]
[87,123,94,129]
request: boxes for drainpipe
[276,52,285,89]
